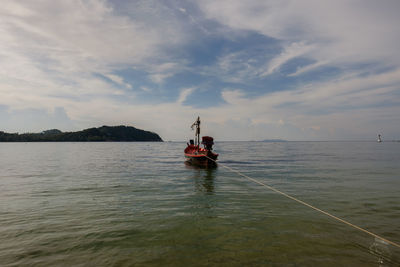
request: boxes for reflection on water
[185,162,216,194]
[196,168,216,194]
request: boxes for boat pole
[197,117,200,151]
[191,116,201,151]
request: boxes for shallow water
[0,141,399,266]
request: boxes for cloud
[199,0,400,68]
[214,51,260,83]
[148,62,182,84]
[3,66,397,140]
[213,68,400,139]
[104,74,132,89]
[140,86,152,93]
[0,0,189,127]
[0,0,184,105]
[177,87,196,104]
[0,106,75,133]
[1,1,164,70]
[1,1,399,141]
[149,73,172,84]
[288,60,329,76]
[259,42,314,76]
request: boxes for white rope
[205,156,400,249]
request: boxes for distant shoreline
[0,125,163,142]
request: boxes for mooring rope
[205,156,400,249]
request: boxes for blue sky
[1,0,400,140]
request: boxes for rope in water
[205,156,400,249]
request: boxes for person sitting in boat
[187,139,194,146]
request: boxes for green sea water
[0,141,399,266]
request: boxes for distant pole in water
[377,134,382,143]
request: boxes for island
[0,125,163,142]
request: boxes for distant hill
[0,126,163,142]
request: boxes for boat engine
[202,136,214,150]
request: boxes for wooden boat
[184,117,218,167]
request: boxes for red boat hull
[184,145,218,167]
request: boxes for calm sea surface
[0,141,399,266]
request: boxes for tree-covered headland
[0,126,163,142]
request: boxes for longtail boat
[184,117,218,167]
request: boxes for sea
[0,141,399,266]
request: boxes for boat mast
[197,117,200,149]
[191,116,201,150]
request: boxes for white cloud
[259,42,314,76]
[140,86,152,93]
[1,1,399,141]
[2,67,399,140]
[148,62,185,84]
[177,88,196,104]
[0,106,75,133]
[0,0,184,107]
[199,0,400,68]
[288,60,328,76]
[149,73,172,84]
[216,68,400,140]
[104,74,132,89]
[214,51,259,82]
[1,1,164,69]
[221,90,247,105]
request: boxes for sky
[1,0,400,141]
